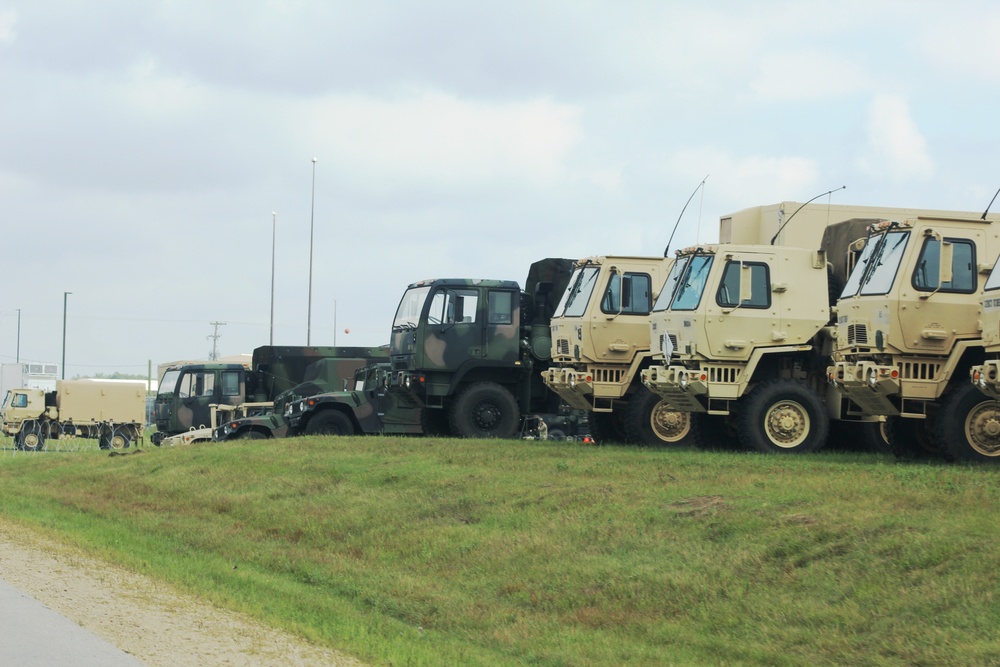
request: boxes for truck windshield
[393,286,432,330]
[554,265,600,318]
[669,254,714,311]
[985,255,1000,292]
[841,230,910,297]
[157,370,181,396]
[652,257,689,312]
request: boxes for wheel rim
[22,432,41,450]
[963,400,1000,457]
[764,399,810,449]
[650,401,691,443]
[109,432,128,449]
[472,400,503,433]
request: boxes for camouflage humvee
[282,363,422,436]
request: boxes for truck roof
[406,277,520,290]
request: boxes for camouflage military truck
[828,214,1000,459]
[540,256,692,446]
[2,380,146,451]
[390,258,578,439]
[214,353,394,440]
[638,218,883,453]
[152,345,387,443]
[275,363,422,437]
[966,255,1000,462]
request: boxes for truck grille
[708,365,742,383]
[899,361,940,380]
[556,338,570,356]
[847,324,868,345]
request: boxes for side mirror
[939,240,954,287]
[739,263,753,303]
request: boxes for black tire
[235,430,268,440]
[18,421,45,452]
[449,382,520,438]
[694,413,742,451]
[884,416,938,459]
[622,390,694,447]
[738,379,829,454]
[934,383,1000,463]
[305,410,355,436]
[100,426,131,450]
[546,429,567,441]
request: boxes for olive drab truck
[277,362,423,438]
[389,258,579,439]
[827,214,1000,459]
[2,380,146,451]
[540,255,691,446]
[966,254,1000,462]
[154,346,389,444]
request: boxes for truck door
[422,287,484,371]
[485,288,519,365]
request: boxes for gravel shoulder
[0,516,365,667]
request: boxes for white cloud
[857,94,933,182]
[304,91,583,191]
[0,9,16,42]
[751,50,871,102]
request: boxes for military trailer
[152,345,387,444]
[390,258,578,439]
[2,380,146,451]
[539,255,692,446]
[274,363,423,437]
[828,214,1000,459]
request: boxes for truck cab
[152,363,250,443]
[828,216,1000,457]
[541,255,692,446]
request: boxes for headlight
[679,372,689,389]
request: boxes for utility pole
[207,321,226,361]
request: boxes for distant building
[0,362,58,398]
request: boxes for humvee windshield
[653,256,689,312]
[841,230,910,298]
[554,265,599,318]
[393,286,431,329]
[669,254,714,311]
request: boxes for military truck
[152,345,387,443]
[827,214,1000,458]
[540,255,691,446]
[639,242,839,452]
[966,255,1000,462]
[2,380,146,451]
[390,258,578,438]
[272,363,423,438]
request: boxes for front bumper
[827,361,900,416]
[971,361,1000,399]
[541,367,597,410]
[640,365,708,413]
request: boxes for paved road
[0,577,144,666]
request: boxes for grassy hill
[0,437,997,666]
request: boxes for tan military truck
[2,380,146,451]
[828,214,1000,459]
[541,255,690,445]
[639,242,840,453]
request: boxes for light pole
[270,211,276,345]
[16,308,20,363]
[61,292,71,379]
[307,157,317,345]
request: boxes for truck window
[12,393,27,408]
[717,261,770,308]
[221,371,241,397]
[986,255,1000,292]
[178,372,215,398]
[428,288,479,324]
[653,257,690,312]
[670,255,715,311]
[555,265,599,318]
[488,290,514,324]
[601,272,652,315]
[912,237,976,293]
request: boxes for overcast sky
[2,1,999,378]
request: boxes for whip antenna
[664,174,709,257]
[982,185,1000,220]
[770,185,846,245]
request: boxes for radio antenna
[982,185,1000,220]
[770,185,846,245]
[664,174,709,257]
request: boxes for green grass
[1,437,998,666]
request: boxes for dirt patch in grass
[0,517,365,667]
